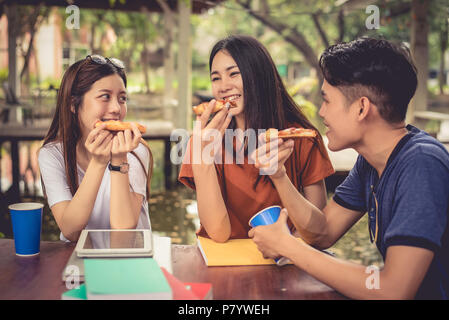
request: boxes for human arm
[193,164,231,242]
[303,180,327,211]
[191,100,233,242]
[41,125,113,241]
[249,209,434,299]
[288,179,331,240]
[251,147,449,299]
[252,133,362,248]
[272,169,364,248]
[109,123,145,229]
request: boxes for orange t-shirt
[178,125,335,239]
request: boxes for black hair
[319,37,417,123]
[209,35,316,131]
[209,35,326,190]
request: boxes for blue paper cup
[9,202,44,256]
[248,206,281,228]
[249,206,290,266]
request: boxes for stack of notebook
[62,258,172,300]
[62,258,212,300]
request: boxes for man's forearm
[271,173,329,247]
[280,236,407,300]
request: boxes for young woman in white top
[38,55,153,242]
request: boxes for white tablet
[75,229,153,258]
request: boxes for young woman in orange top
[178,35,334,242]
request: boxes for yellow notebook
[196,236,277,266]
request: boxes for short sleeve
[295,136,335,186]
[333,156,366,212]
[384,152,449,252]
[38,144,73,208]
[178,137,196,190]
[128,143,150,198]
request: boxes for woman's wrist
[111,155,128,166]
[89,157,109,169]
[270,166,288,183]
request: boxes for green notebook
[84,258,172,300]
[61,284,87,300]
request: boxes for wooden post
[5,3,23,124]
[177,0,192,130]
[10,140,20,203]
[408,0,430,126]
[158,1,176,123]
[6,3,18,99]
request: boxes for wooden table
[0,239,345,300]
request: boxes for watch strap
[108,162,129,173]
[108,163,120,171]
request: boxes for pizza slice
[192,99,237,116]
[95,120,146,134]
[266,128,317,142]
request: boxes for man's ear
[357,97,371,120]
[70,105,75,114]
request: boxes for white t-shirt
[38,141,151,241]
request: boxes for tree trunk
[6,3,19,101]
[141,51,150,94]
[439,18,448,95]
[311,13,330,48]
[157,0,176,122]
[236,0,323,85]
[140,11,151,94]
[89,23,96,54]
[19,5,47,81]
[409,0,430,126]
[337,9,345,43]
[410,0,429,111]
[177,0,192,130]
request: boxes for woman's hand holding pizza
[250,129,294,179]
[192,99,232,166]
[110,122,142,164]
[85,123,114,165]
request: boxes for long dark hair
[209,35,326,189]
[41,57,153,198]
[209,35,317,132]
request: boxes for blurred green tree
[232,0,423,84]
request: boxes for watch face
[120,163,130,173]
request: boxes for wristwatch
[108,162,129,174]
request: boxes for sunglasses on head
[86,54,125,69]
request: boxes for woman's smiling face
[210,50,244,117]
[76,74,127,138]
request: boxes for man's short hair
[319,37,418,123]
